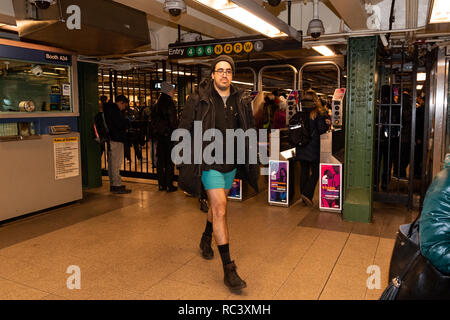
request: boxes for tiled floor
[0,178,418,300]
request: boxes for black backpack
[288,110,311,147]
[93,111,110,144]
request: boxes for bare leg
[206,188,229,245]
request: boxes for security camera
[31,65,43,77]
[307,19,325,40]
[29,0,56,10]
[163,0,186,17]
[267,0,282,6]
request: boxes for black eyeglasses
[214,69,233,76]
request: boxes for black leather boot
[223,261,246,292]
[199,198,209,213]
[199,234,214,260]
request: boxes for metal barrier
[99,61,201,180]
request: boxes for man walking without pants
[103,95,132,194]
[177,55,259,293]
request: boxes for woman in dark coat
[296,89,330,206]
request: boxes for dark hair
[100,95,108,103]
[116,95,129,103]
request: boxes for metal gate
[373,45,426,209]
[98,61,202,180]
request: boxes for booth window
[0,58,72,113]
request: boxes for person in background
[419,154,450,275]
[296,85,330,206]
[103,95,132,194]
[262,93,277,130]
[152,81,178,192]
[272,95,287,129]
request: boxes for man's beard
[214,79,230,92]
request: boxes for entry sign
[319,163,342,212]
[168,35,302,59]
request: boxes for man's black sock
[218,244,231,266]
[203,221,213,237]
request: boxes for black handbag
[380,218,450,300]
[177,164,202,197]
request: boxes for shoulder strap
[101,112,110,136]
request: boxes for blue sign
[0,44,72,66]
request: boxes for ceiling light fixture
[417,72,426,81]
[312,45,335,56]
[429,0,450,24]
[194,0,299,40]
[232,80,254,86]
[158,68,192,76]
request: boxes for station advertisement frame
[319,163,342,212]
[268,160,289,207]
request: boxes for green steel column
[343,36,378,223]
[78,61,102,188]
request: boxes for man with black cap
[177,55,259,293]
[152,81,178,192]
[103,95,132,194]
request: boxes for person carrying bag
[380,154,450,300]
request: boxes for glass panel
[0,58,72,113]
[445,60,450,155]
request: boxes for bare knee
[211,201,227,219]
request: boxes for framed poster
[319,163,342,212]
[53,137,80,180]
[268,160,289,206]
[228,179,242,200]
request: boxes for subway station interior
[0,0,449,301]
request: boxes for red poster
[319,163,342,212]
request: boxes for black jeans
[299,160,319,201]
[156,137,174,188]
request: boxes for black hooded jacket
[295,107,329,163]
[103,102,129,143]
[177,79,259,196]
[152,92,178,139]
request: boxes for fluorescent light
[232,80,254,86]
[158,68,192,76]
[417,72,426,81]
[429,0,450,23]
[417,85,423,90]
[195,0,286,38]
[312,46,335,56]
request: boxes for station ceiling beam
[114,0,252,39]
[328,0,369,31]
